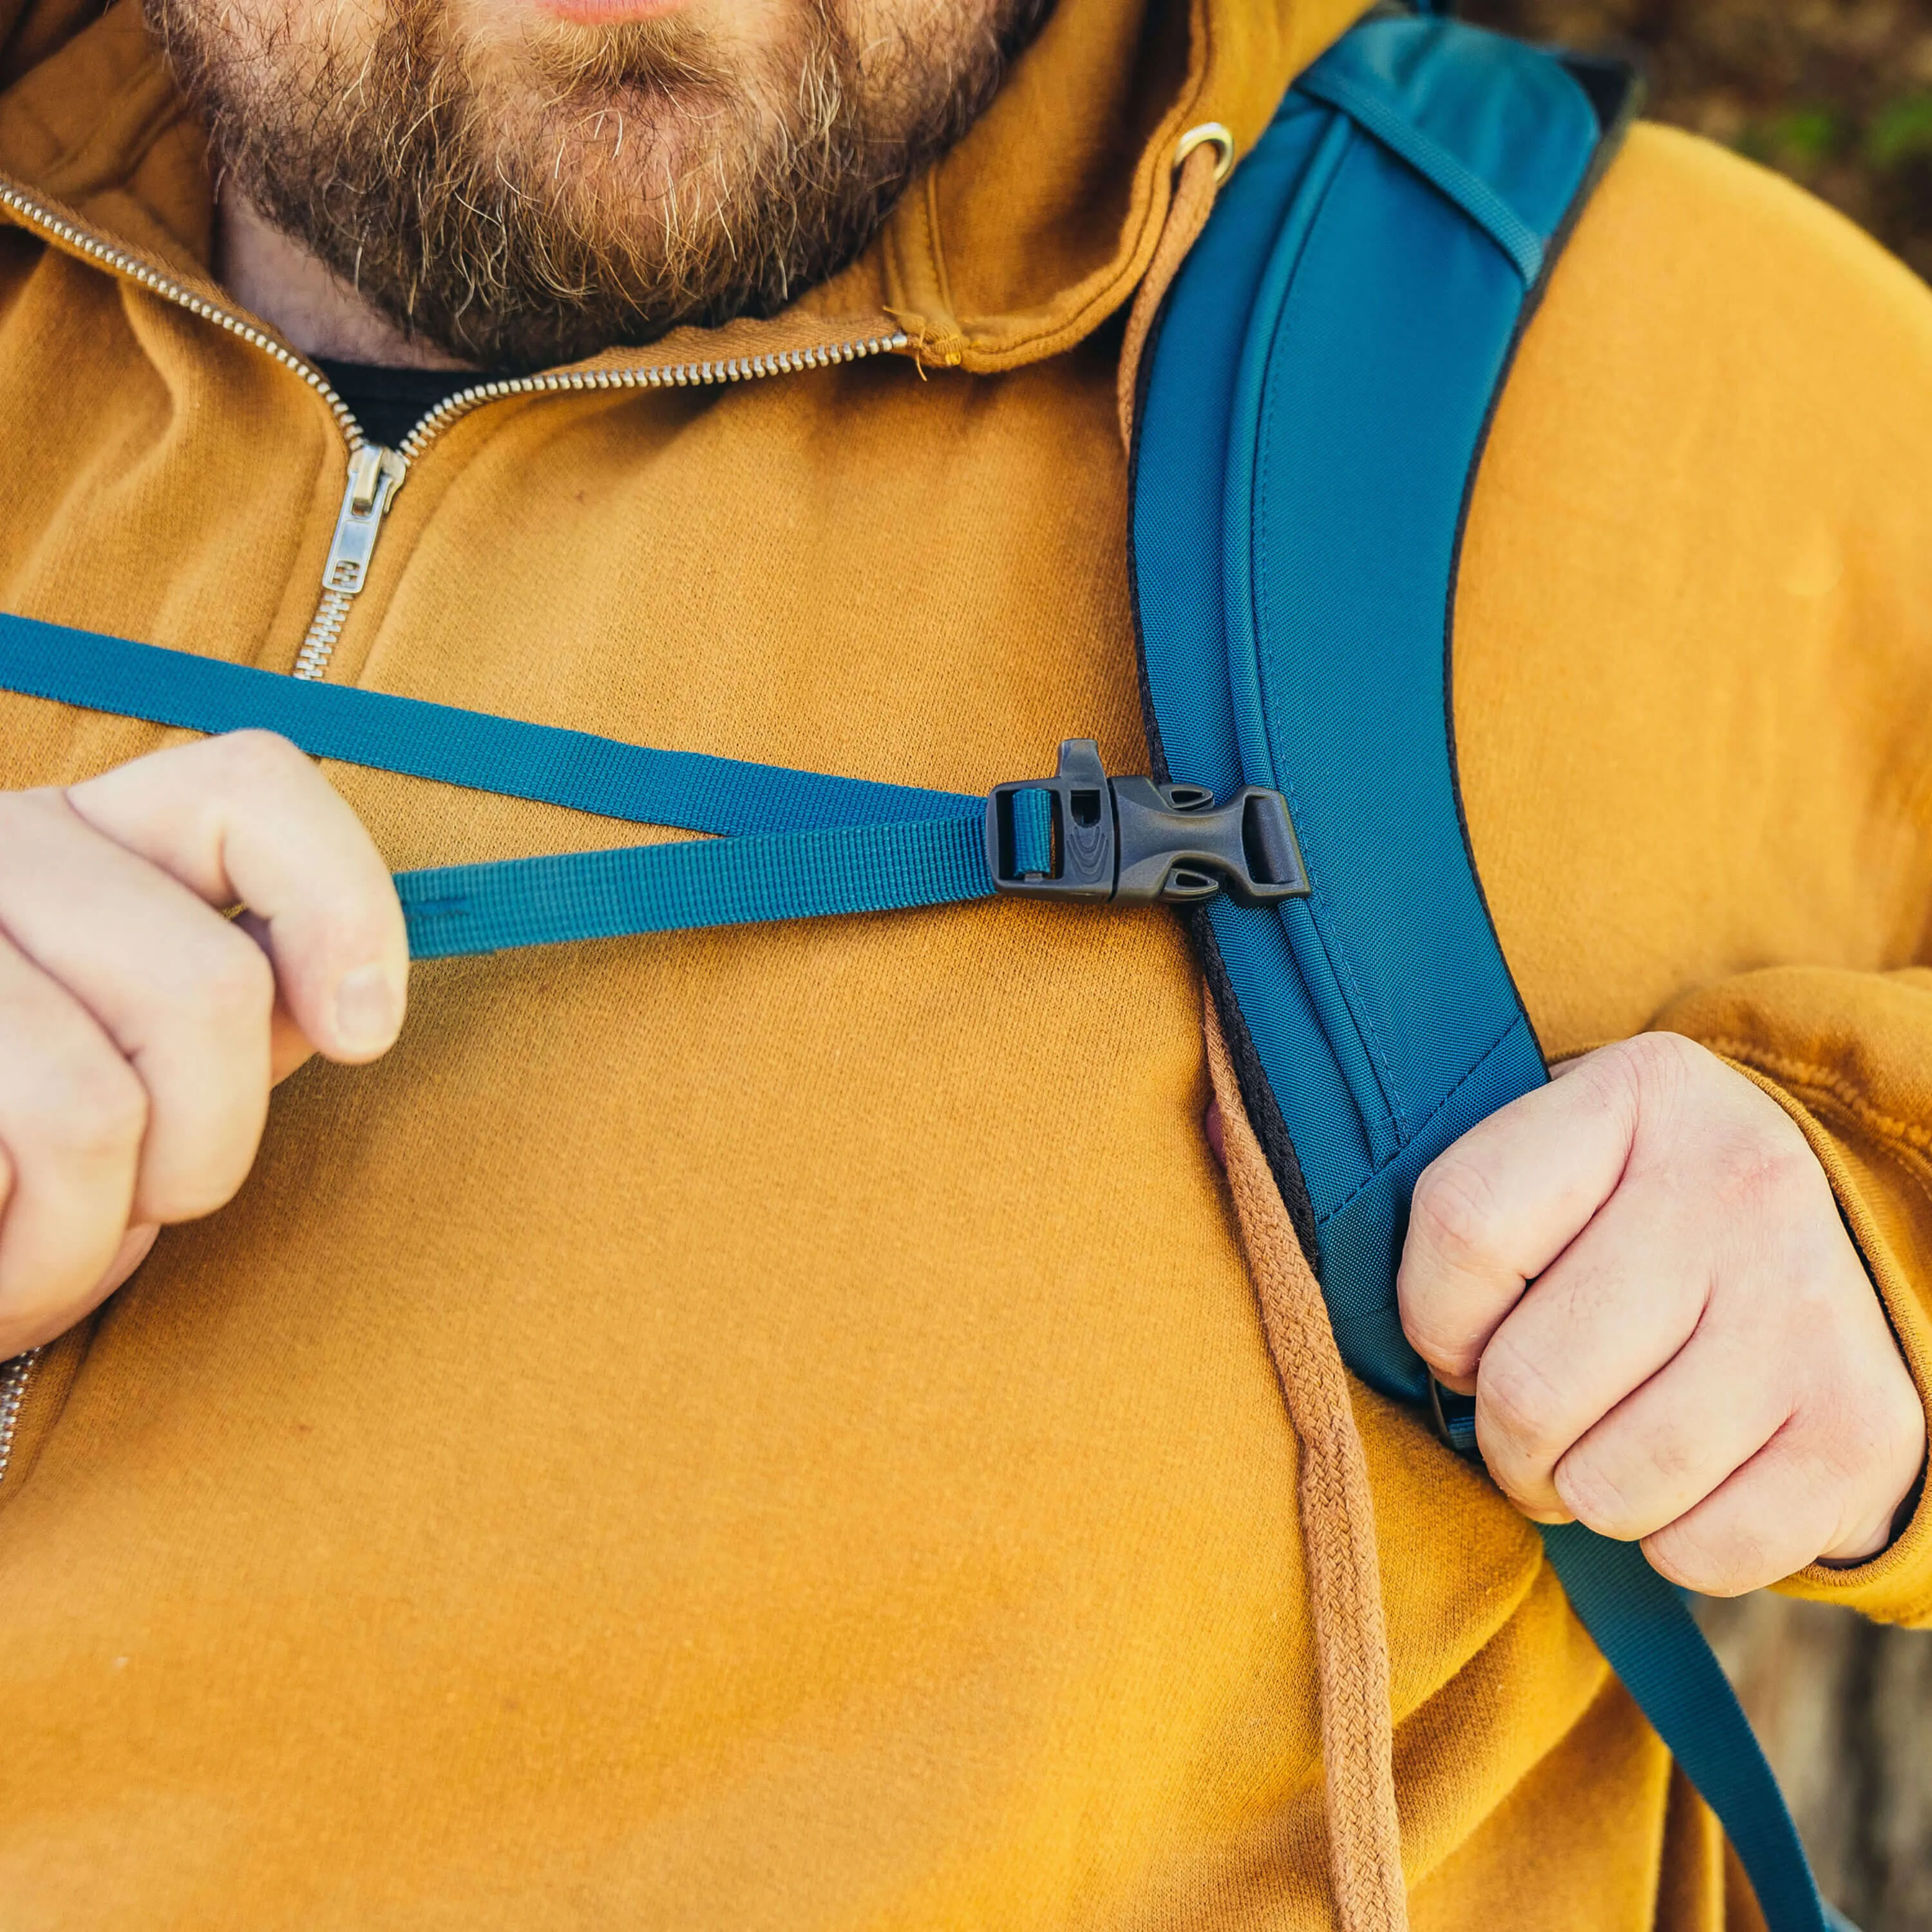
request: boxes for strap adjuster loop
[987,739,1311,909]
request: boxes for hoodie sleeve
[1655,967,1932,1625]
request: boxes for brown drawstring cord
[1117,141,1226,453]
[1206,995,1410,1932]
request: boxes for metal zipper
[0,1348,41,1495]
[292,327,907,680]
[0,182,365,445]
[294,446,408,678]
[0,176,909,679]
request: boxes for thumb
[66,730,408,1066]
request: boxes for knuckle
[0,786,59,835]
[1409,1155,1507,1274]
[24,1046,148,1164]
[111,925,276,1068]
[1553,1448,1644,1538]
[1477,1339,1569,1462]
[1642,1520,1768,1599]
[1802,1362,1923,1497]
[320,887,401,957]
[1878,1372,1927,1472]
[0,789,86,874]
[0,1307,53,1360]
[207,728,311,797]
[1617,1028,1702,1085]
[187,922,277,1024]
[1400,1310,1473,1379]
[1601,1031,1699,1127]
[1708,1131,1816,1229]
[145,1146,253,1223]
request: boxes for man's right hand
[0,732,407,1358]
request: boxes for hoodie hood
[0,0,1374,372]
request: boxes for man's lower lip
[529,0,687,21]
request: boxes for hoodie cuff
[1710,1054,1932,1624]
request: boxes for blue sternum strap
[0,611,998,958]
[400,813,992,958]
[0,618,1305,958]
[0,612,981,837]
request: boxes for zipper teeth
[392,330,910,460]
[0,183,367,450]
[280,330,904,683]
[0,177,909,460]
[294,588,355,681]
[1,175,911,677]
[0,1349,41,1495]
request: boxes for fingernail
[335,963,401,1054]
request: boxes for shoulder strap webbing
[0,612,983,835]
[1133,16,1846,1932]
[0,607,1309,951]
[0,612,993,955]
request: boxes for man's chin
[160,0,1054,366]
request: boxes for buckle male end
[987,739,1311,909]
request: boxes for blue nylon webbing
[1010,788,1054,877]
[400,814,992,957]
[0,611,997,956]
[1294,64,1546,284]
[1539,1525,1832,1927]
[0,612,981,837]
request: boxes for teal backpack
[0,8,1858,1926]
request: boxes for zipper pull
[294,445,407,680]
[323,444,406,596]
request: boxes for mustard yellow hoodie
[1,0,1931,1926]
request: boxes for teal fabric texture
[0,612,981,838]
[1010,787,1056,878]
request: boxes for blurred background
[1464,1,1932,278]
[1456,4,1932,1925]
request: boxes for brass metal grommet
[1173,121,1236,185]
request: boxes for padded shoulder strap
[1135,12,1613,1400]
[1132,17,1846,1932]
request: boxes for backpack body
[1133,14,1845,1931]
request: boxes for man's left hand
[1398,1033,1927,1595]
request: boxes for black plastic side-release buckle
[987,739,1311,908]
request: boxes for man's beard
[146,0,1054,370]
